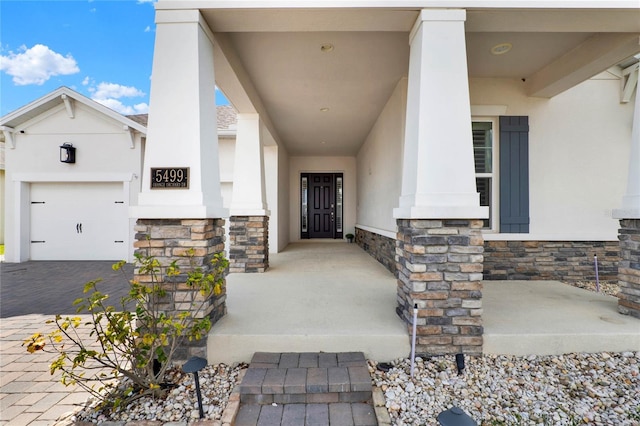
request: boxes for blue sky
[0,0,228,117]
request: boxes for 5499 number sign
[151,167,189,189]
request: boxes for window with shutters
[473,116,530,233]
[473,120,495,229]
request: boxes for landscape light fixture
[456,353,465,375]
[182,356,208,419]
[437,406,478,426]
[60,143,76,163]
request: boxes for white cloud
[0,44,79,85]
[137,0,156,4]
[89,82,148,115]
[94,98,149,115]
[91,82,144,100]
[144,26,152,32]
[82,76,90,86]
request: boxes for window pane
[473,122,492,173]
[336,176,343,233]
[476,177,491,228]
[301,177,308,232]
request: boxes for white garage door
[30,182,128,260]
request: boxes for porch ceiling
[189,6,640,156]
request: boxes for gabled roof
[0,87,147,134]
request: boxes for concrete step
[238,352,373,405]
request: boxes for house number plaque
[151,167,189,189]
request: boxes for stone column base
[396,219,484,356]
[618,219,640,319]
[229,216,269,273]
[134,218,227,360]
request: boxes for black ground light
[182,356,208,419]
[456,353,465,375]
[437,406,478,426]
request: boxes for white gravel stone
[369,352,640,426]
[72,362,246,424]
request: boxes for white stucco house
[0,87,241,263]
[0,88,147,262]
[2,0,639,356]
[132,0,640,357]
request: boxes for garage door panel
[30,183,128,261]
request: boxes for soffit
[197,7,640,155]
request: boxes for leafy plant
[23,250,228,410]
[629,405,640,421]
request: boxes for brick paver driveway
[1,261,134,318]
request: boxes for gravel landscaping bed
[68,363,246,424]
[61,281,632,425]
[565,281,620,298]
[65,352,639,425]
[370,352,640,426]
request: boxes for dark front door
[309,174,334,238]
[301,173,344,239]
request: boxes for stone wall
[396,219,484,356]
[355,227,396,274]
[618,219,640,318]
[354,226,620,284]
[484,241,619,282]
[229,215,269,273]
[133,218,227,360]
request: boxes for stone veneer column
[618,219,640,318]
[396,219,484,356]
[229,216,269,273]
[134,218,227,360]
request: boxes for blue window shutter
[499,116,529,233]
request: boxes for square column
[614,63,640,317]
[229,216,269,273]
[229,114,270,272]
[394,10,487,356]
[134,219,227,360]
[130,10,227,359]
[396,219,484,356]
[132,9,226,219]
[394,9,487,220]
[618,219,640,318]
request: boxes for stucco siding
[470,74,632,241]
[277,143,290,251]
[4,103,143,262]
[356,78,406,236]
[355,73,632,242]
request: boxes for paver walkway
[0,314,98,425]
[235,352,378,426]
[0,261,134,425]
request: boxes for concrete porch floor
[207,242,640,364]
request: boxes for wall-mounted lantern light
[60,143,76,163]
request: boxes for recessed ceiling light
[320,107,329,112]
[320,44,334,52]
[491,43,512,55]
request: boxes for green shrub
[23,250,228,410]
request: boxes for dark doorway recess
[300,173,344,239]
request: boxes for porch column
[130,9,227,360]
[393,9,488,356]
[229,113,270,273]
[613,72,640,318]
